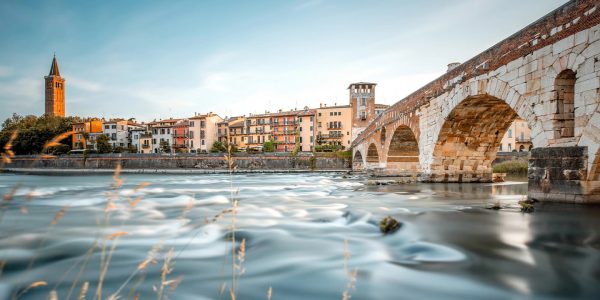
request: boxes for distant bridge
[351,0,600,203]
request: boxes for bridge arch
[353,150,364,171]
[386,125,419,172]
[429,94,527,182]
[366,143,380,164]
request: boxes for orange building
[172,120,189,152]
[72,119,104,149]
[45,55,65,117]
[271,111,298,152]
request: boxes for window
[360,98,366,106]
[330,112,333,116]
[520,132,524,140]
[310,126,313,131]
[190,121,195,127]
[152,139,156,144]
[310,136,314,142]
[189,131,194,138]
[318,113,321,117]
[191,141,194,148]
[200,121,206,128]
[300,127,303,132]
[167,129,171,134]
[105,125,109,129]
[161,129,165,135]
[201,140,205,145]
[310,116,314,121]
[508,143,512,151]
[111,133,116,139]
[508,129,512,138]
[112,125,117,129]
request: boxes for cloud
[69,76,102,92]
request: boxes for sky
[0,0,568,122]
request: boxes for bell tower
[44,55,65,116]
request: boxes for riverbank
[1,152,352,172]
[0,167,351,175]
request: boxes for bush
[492,160,528,175]
[262,141,274,152]
[210,141,227,153]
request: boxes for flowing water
[0,172,599,300]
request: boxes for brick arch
[366,143,380,163]
[429,94,520,182]
[386,125,420,172]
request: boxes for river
[0,172,599,300]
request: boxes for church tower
[44,55,65,116]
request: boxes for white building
[188,113,223,153]
[102,119,129,149]
[149,119,180,153]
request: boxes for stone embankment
[1,153,351,174]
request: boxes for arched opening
[553,69,576,139]
[380,127,386,143]
[386,125,419,171]
[366,143,379,163]
[353,150,364,171]
[430,95,525,182]
[519,145,525,152]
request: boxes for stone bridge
[351,0,600,203]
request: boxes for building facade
[72,119,104,150]
[297,108,316,152]
[315,104,352,150]
[499,118,533,152]
[102,119,130,149]
[44,55,65,117]
[148,119,180,153]
[188,113,223,152]
[271,111,298,152]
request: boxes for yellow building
[244,113,272,150]
[228,118,247,149]
[72,119,104,150]
[315,104,352,150]
[499,118,532,152]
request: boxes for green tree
[262,141,274,152]
[210,141,227,153]
[159,140,171,153]
[96,134,112,154]
[0,113,81,155]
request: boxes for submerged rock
[379,216,402,234]
[519,200,535,213]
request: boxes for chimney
[320,103,322,108]
[447,62,460,72]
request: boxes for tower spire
[49,54,60,76]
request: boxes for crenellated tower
[44,55,65,116]
[349,82,376,141]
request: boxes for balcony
[516,137,531,143]
[142,144,151,149]
[327,125,343,130]
[318,133,343,140]
[172,133,188,138]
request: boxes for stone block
[553,35,575,55]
